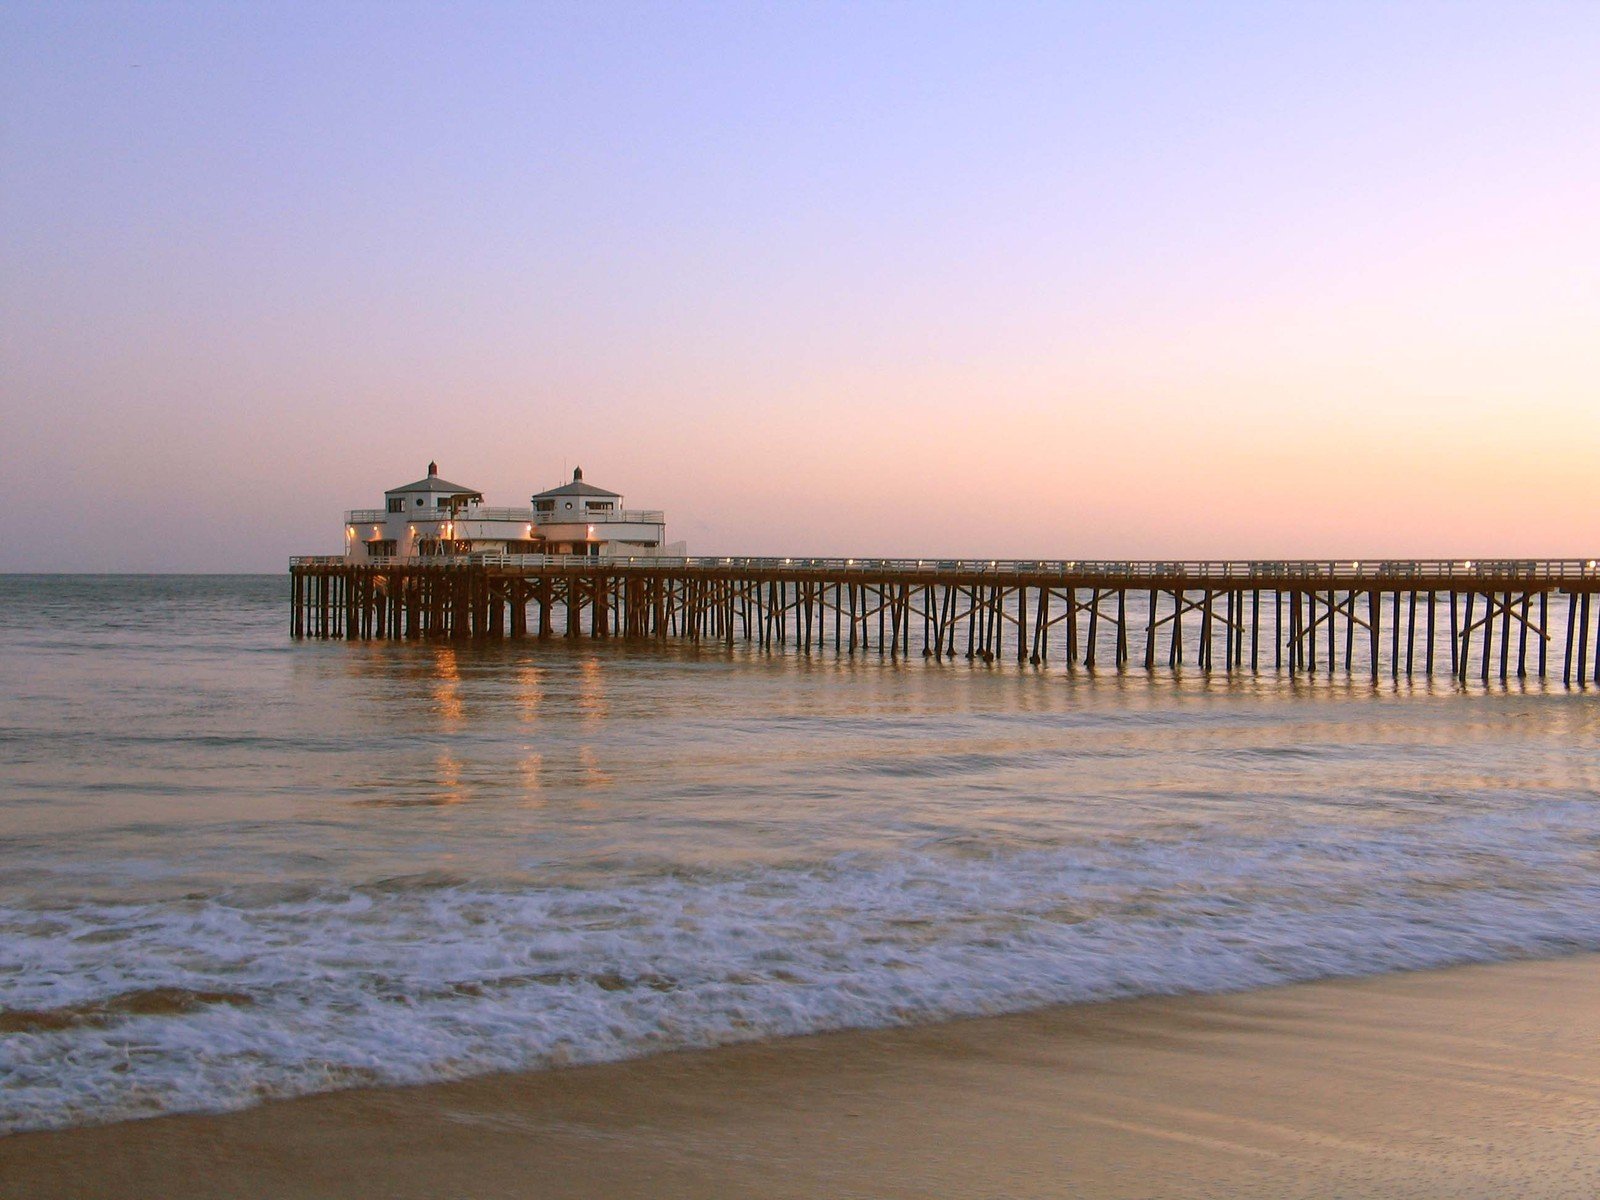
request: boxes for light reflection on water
[0,575,1596,902]
[4,577,1600,1132]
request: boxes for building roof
[386,461,481,496]
[532,466,620,500]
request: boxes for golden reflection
[577,656,609,721]
[433,750,468,805]
[578,745,612,790]
[516,664,543,723]
[519,749,545,806]
[431,646,464,727]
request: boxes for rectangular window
[534,500,555,512]
[586,501,614,512]
[387,497,405,513]
[365,539,397,557]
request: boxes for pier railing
[290,555,1600,582]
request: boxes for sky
[3,1,1598,571]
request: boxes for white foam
[4,800,1600,1133]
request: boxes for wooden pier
[289,556,1600,686]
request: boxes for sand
[6,954,1600,1199]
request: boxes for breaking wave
[5,799,1600,1133]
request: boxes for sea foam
[3,799,1600,1133]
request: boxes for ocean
[2,574,1598,1134]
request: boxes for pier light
[346,526,354,538]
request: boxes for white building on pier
[343,463,683,561]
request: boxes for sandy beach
[7,953,1600,1199]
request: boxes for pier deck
[289,556,1600,685]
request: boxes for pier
[289,556,1600,685]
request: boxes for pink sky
[3,3,1597,570]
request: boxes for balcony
[347,507,665,526]
[531,509,664,525]
[345,507,546,524]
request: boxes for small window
[586,501,614,512]
[534,499,554,512]
[387,497,405,513]
[418,538,470,555]
[365,539,397,557]
[564,500,574,510]
[414,497,424,507]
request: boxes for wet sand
[7,954,1600,1199]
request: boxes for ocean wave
[3,800,1600,1134]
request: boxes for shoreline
[8,953,1600,1198]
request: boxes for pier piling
[289,556,1600,688]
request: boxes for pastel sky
[4,2,1598,571]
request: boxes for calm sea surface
[3,574,1599,1132]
